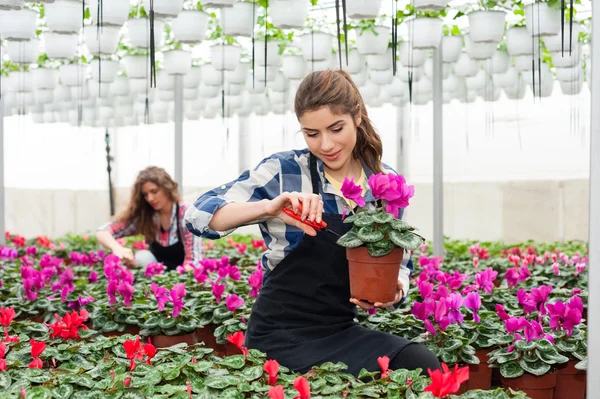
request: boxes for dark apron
[150,203,185,271]
[246,154,411,376]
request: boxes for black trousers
[389,342,441,376]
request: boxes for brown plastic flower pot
[195,324,224,353]
[553,360,586,399]
[102,326,140,338]
[347,247,403,304]
[501,372,557,399]
[150,331,197,348]
[463,349,493,392]
[225,342,242,356]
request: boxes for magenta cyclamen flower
[225,294,244,313]
[248,264,264,299]
[150,283,170,311]
[367,173,415,218]
[26,246,37,257]
[340,178,365,207]
[144,262,165,278]
[446,293,464,324]
[88,271,98,284]
[212,282,225,304]
[418,281,434,299]
[170,283,186,318]
[464,292,482,322]
[117,280,135,307]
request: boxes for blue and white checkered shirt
[185,148,413,296]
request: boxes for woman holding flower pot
[185,70,440,376]
[97,166,203,271]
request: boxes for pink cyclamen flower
[170,283,187,318]
[340,177,365,207]
[248,265,264,298]
[367,173,415,218]
[117,281,135,307]
[150,283,170,311]
[88,270,98,284]
[212,282,225,304]
[464,292,482,322]
[225,294,244,313]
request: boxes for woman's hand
[113,247,135,267]
[265,192,324,236]
[350,280,405,311]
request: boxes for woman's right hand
[113,247,135,267]
[265,192,324,236]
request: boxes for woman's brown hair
[294,69,383,173]
[117,166,181,243]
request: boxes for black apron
[246,154,411,376]
[149,203,185,271]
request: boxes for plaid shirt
[98,202,203,265]
[185,148,414,296]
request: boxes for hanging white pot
[543,24,580,53]
[506,27,533,56]
[525,2,560,37]
[397,64,424,82]
[43,111,56,124]
[84,25,121,55]
[156,70,174,91]
[171,10,209,43]
[454,53,478,77]
[128,78,147,95]
[163,50,192,75]
[44,32,79,59]
[443,92,454,104]
[282,55,307,79]
[555,65,581,82]
[58,64,87,87]
[464,34,495,60]
[142,0,183,17]
[355,26,390,55]
[539,79,555,97]
[54,85,72,102]
[493,67,518,88]
[225,83,243,96]
[346,0,383,19]
[398,42,427,67]
[159,90,174,102]
[111,77,130,96]
[521,62,551,86]
[391,96,407,107]
[480,87,502,102]
[387,76,407,98]
[366,49,392,71]
[45,0,82,33]
[441,35,463,63]
[98,105,115,120]
[268,90,286,105]
[503,77,527,100]
[359,81,379,102]
[467,10,505,44]
[551,44,582,68]
[424,57,450,79]
[413,0,448,10]
[298,32,333,61]
[114,95,131,106]
[465,69,486,91]
[0,0,23,11]
[256,40,284,66]
[122,55,148,79]
[31,68,58,90]
[203,0,235,8]
[306,56,331,72]
[559,76,583,95]
[224,61,250,84]
[211,44,242,71]
[443,74,460,93]
[31,112,44,123]
[339,49,365,74]
[267,71,289,91]
[269,0,308,29]
[183,66,202,88]
[406,17,443,49]
[350,69,368,87]
[414,76,432,95]
[413,92,431,105]
[0,8,36,40]
[6,38,39,64]
[89,0,131,27]
[222,1,257,37]
[199,84,220,98]
[370,69,393,85]
[7,71,32,92]
[33,89,54,105]
[96,96,113,107]
[89,59,119,83]
[255,65,277,82]
[514,55,534,71]
[185,107,201,120]
[126,18,165,49]
[88,81,113,98]
[483,50,510,74]
[201,63,223,86]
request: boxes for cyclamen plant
[337,173,425,257]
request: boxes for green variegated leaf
[354,212,374,227]
[389,230,424,250]
[120,392,147,399]
[158,318,177,329]
[27,387,51,399]
[219,355,246,370]
[500,361,524,379]
[357,226,384,243]
[0,372,11,390]
[366,243,393,257]
[204,375,241,389]
[519,359,550,376]
[556,340,578,353]
[372,212,393,224]
[440,350,458,365]
[336,229,363,247]
[390,219,412,231]
[51,384,73,399]
[240,365,263,381]
[535,339,554,352]
[343,214,357,224]
[102,321,119,332]
[358,368,379,380]
[445,339,462,351]
[515,340,536,351]
[144,317,160,328]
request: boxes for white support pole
[238,116,251,175]
[587,2,600,392]
[432,47,444,257]
[174,75,184,190]
[0,97,4,245]
[396,104,406,174]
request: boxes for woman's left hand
[350,280,405,311]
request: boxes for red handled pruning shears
[282,204,341,237]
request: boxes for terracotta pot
[151,332,197,348]
[554,360,586,399]
[502,372,557,399]
[195,325,225,353]
[102,326,140,338]
[468,349,493,390]
[225,342,242,356]
[347,247,403,304]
